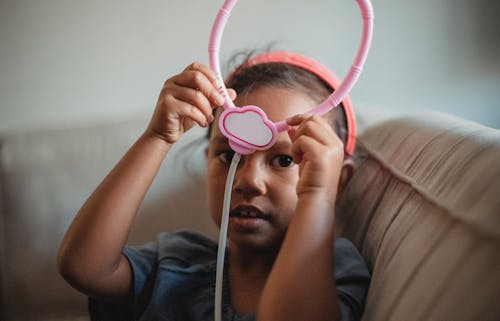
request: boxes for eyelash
[270,155,295,168]
[218,150,235,164]
[217,151,295,168]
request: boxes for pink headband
[225,51,357,156]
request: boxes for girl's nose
[233,156,266,198]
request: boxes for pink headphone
[225,52,357,156]
[209,0,374,156]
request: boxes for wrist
[143,126,172,144]
[141,129,172,153]
[292,191,337,240]
[296,190,336,213]
[298,183,337,201]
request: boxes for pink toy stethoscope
[208,1,374,320]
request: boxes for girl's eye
[271,155,295,168]
[218,150,235,164]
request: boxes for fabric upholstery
[337,113,500,321]
[0,120,217,320]
[1,112,499,320]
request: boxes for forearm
[57,131,171,292]
[257,193,340,321]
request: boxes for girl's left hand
[286,114,345,202]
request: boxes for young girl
[57,51,370,321]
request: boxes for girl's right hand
[147,62,235,144]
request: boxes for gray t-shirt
[89,230,370,321]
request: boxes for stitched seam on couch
[356,140,500,242]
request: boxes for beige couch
[1,112,499,321]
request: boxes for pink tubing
[208,0,374,155]
[208,0,238,110]
[313,0,374,117]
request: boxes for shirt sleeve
[334,238,371,321]
[88,241,159,321]
[87,230,217,321]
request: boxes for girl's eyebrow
[272,140,292,151]
[211,136,229,145]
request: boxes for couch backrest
[337,113,500,321]
[2,112,499,321]
[0,120,217,320]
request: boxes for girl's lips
[229,205,271,231]
[229,205,270,220]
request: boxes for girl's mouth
[229,205,270,229]
[229,205,269,219]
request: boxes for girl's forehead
[235,87,317,121]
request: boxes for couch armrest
[337,112,500,321]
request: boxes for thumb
[286,113,308,126]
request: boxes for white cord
[215,152,241,321]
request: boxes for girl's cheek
[273,167,299,185]
[207,161,227,191]
[206,175,225,226]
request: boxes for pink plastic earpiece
[209,0,374,154]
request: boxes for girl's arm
[257,114,345,321]
[57,62,226,301]
[57,132,171,300]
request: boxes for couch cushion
[337,113,500,321]
[0,119,217,320]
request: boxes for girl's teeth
[239,211,258,218]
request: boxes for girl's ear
[336,158,355,203]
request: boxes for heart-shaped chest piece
[218,105,278,154]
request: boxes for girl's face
[206,86,318,252]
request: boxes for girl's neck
[227,245,278,315]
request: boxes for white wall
[1,0,499,132]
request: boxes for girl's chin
[229,216,268,230]
[227,226,284,254]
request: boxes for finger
[286,113,309,127]
[310,114,336,134]
[184,62,229,105]
[184,63,235,107]
[173,97,210,128]
[300,115,339,144]
[287,126,298,141]
[294,122,345,162]
[169,84,214,123]
[213,88,237,108]
[287,114,332,135]
[291,135,322,164]
[286,114,308,140]
[184,62,218,86]
[174,70,225,107]
[293,117,332,146]
[304,115,344,149]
